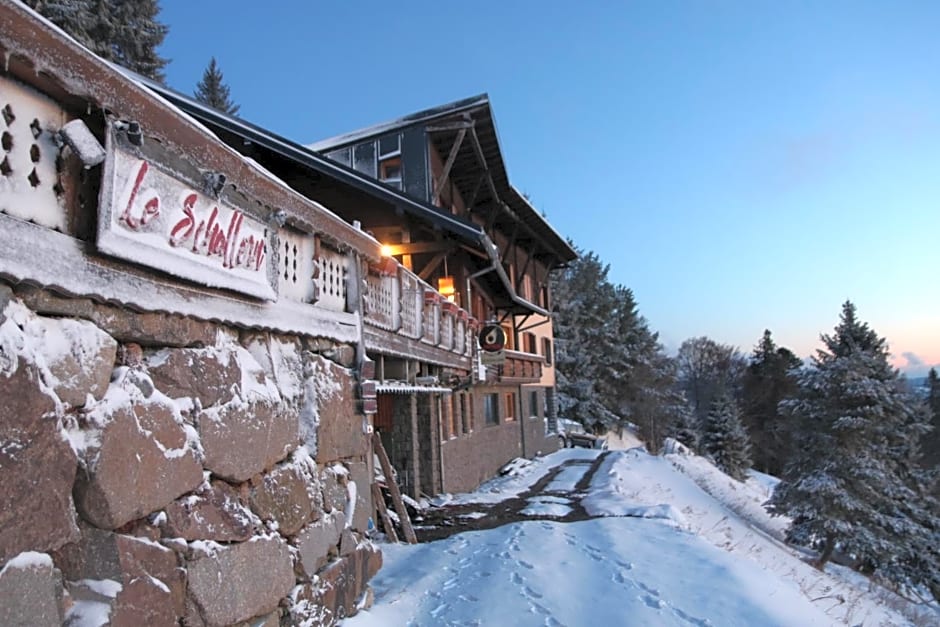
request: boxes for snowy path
[347,449,925,627]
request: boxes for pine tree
[24,0,169,82]
[551,249,621,430]
[194,57,240,116]
[769,302,939,597]
[700,392,752,480]
[550,246,676,448]
[668,398,699,451]
[22,0,95,45]
[676,336,747,422]
[740,330,802,475]
[921,368,940,498]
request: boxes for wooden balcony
[361,263,474,367]
[496,349,544,384]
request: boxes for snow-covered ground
[347,444,937,626]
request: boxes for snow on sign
[96,124,277,300]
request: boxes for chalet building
[144,89,578,497]
[309,96,577,495]
[0,2,573,623]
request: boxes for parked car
[557,419,608,449]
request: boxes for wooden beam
[431,127,467,206]
[468,126,501,205]
[465,173,487,213]
[384,241,454,256]
[373,432,418,543]
[417,251,446,281]
[426,119,474,133]
[371,482,399,543]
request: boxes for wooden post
[371,482,398,543]
[372,432,418,544]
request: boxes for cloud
[901,351,925,369]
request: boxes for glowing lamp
[380,244,394,257]
[437,276,456,301]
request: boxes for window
[530,390,539,419]
[542,338,553,366]
[484,393,499,426]
[504,392,516,422]
[449,395,459,438]
[441,395,454,441]
[521,274,533,301]
[379,156,402,189]
[327,147,351,167]
[524,332,537,354]
[461,393,472,434]
[378,134,402,190]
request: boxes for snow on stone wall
[0,287,378,626]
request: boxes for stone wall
[0,284,379,626]
[440,420,522,494]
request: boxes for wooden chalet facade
[309,97,578,494]
[144,89,577,497]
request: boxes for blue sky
[159,1,940,375]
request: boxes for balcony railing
[497,349,544,383]
[362,264,474,358]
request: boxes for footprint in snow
[637,581,659,596]
[430,603,449,617]
[517,559,534,570]
[545,617,567,627]
[530,601,551,616]
[524,585,543,599]
[673,606,712,627]
[511,572,524,585]
[642,594,664,610]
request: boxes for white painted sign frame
[96,125,277,301]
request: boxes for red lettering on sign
[168,194,197,246]
[166,192,265,273]
[120,161,160,230]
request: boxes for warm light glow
[437,276,456,302]
[380,244,393,257]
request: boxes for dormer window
[378,134,402,189]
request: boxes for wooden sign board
[97,124,277,300]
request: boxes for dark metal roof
[311,95,578,265]
[128,77,554,315]
[131,76,488,249]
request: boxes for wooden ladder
[372,432,418,544]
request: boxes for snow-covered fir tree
[768,301,939,599]
[22,0,94,44]
[24,0,169,82]
[923,367,940,476]
[668,397,699,451]
[551,249,620,430]
[194,57,240,115]
[740,329,802,475]
[550,246,677,448]
[700,392,751,480]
